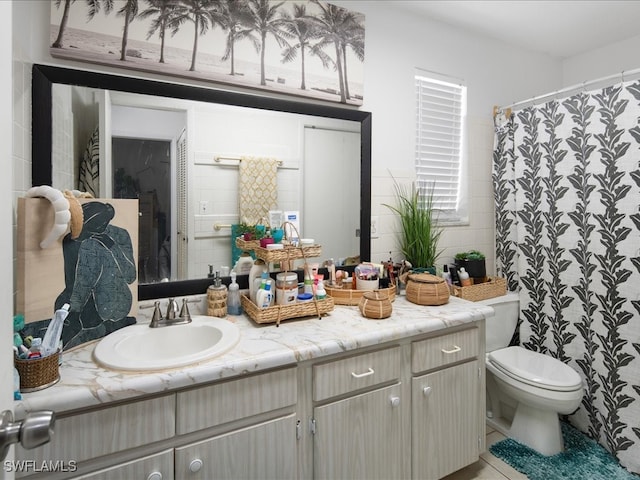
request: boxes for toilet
[480,292,583,455]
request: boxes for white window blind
[415,73,466,220]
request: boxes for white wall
[13,0,565,291]
[335,1,562,273]
[563,33,640,87]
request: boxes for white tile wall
[371,116,496,275]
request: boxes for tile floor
[442,424,528,480]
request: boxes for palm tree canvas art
[50,0,365,105]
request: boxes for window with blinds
[415,73,467,223]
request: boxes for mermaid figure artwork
[55,201,137,349]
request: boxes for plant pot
[455,259,486,280]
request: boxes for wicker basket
[14,350,60,392]
[235,237,261,251]
[234,238,321,263]
[241,294,334,326]
[358,290,393,319]
[405,273,450,306]
[325,284,396,306]
[450,277,507,302]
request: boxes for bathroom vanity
[14,296,491,480]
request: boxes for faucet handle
[179,298,191,322]
[150,301,162,327]
[166,298,179,320]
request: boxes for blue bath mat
[489,422,638,480]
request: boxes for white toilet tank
[479,292,519,352]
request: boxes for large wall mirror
[32,64,372,300]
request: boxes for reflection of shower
[176,130,188,281]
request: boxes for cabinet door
[412,360,479,479]
[313,383,403,480]
[175,414,297,480]
[73,449,173,480]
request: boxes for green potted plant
[384,178,443,273]
[454,250,486,281]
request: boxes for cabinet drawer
[176,367,296,434]
[313,346,401,401]
[16,394,175,475]
[73,449,173,480]
[412,327,478,374]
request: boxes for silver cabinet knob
[147,472,163,480]
[423,386,432,397]
[189,458,203,473]
[389,396,400,407]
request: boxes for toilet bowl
[480,293,583,455]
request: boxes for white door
[303,127,360,262]
[1,1,14,477]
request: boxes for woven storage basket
[325,284,396,306]
[14,350,60,392]
[450,276,506,302]
[235,237,261,251]
[405,273,450,306]
[235,238,322,263]
[358,290,393,319]
[241,294,334,326]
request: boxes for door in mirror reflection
[112,137,172,284]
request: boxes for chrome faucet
[149,298,192,328]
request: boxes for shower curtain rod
[498,67,640,112]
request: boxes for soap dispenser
[207,271,227,317]
[227,271,242,315]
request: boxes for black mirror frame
[32,63,372,300]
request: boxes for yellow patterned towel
[238,156,279,225]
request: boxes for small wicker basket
[405,273,450,306]
[450,276,506,302]
[14,350,60,392]
[358,290,393,319]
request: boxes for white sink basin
[93,316,240,371]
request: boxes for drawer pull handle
[351,367,375,378]
[441,345,461,354]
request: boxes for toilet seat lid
[489,346,582,391]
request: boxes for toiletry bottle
[207,272,228,317]
[458,267,472,287]
[256,281,273,308]
[42,303,69,356]
[233,251,254,275]
[442,265,452,286]
[249,258,268,304]
[227,271,242,315]
[315,279,327,300]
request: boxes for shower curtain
[493,80,640,474]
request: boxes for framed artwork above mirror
[32,64,372,301]
[49,0,365,106]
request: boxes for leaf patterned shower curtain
[493,81,640,474]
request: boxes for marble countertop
[15,295,493,418]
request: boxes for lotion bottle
[256,280,273,308]
[249,258,268,304]
[227,271,242,315]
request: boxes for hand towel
[238,156,278,225]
